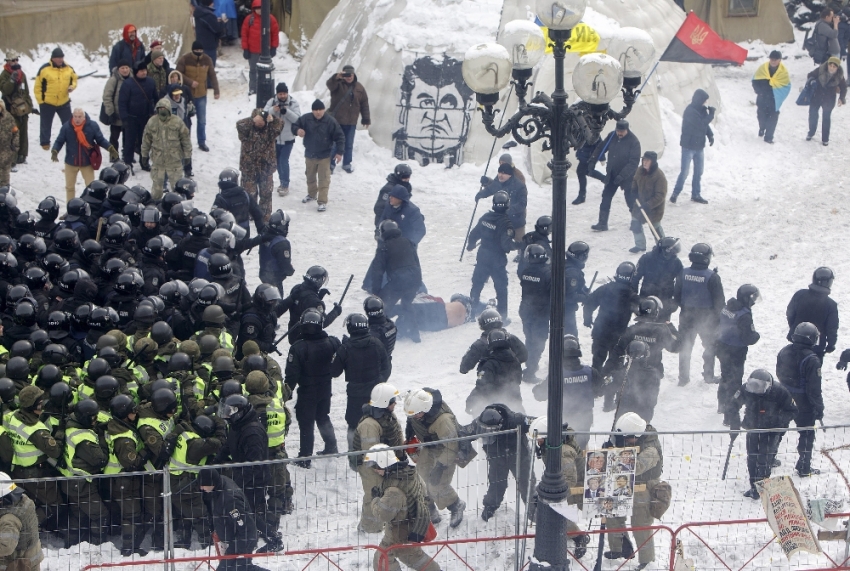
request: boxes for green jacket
[141,97,191,166]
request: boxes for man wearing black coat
[379,185,426,246]
[476,163,528,241]
[285,309,342,462]
[459,309,527,375]
[734,370,798,499]
[516,215,552,277]
[590,119,640,232]
[370,220,423,342]
[292,100,345,211]
[373,165,412,228]
[632,237,683,322]
[466,330,523,416]
[776,323,825,476]
[785,267,838,359]
[193,0,224,66]
[670,89,714,204]
[213,172,265,238]
[563,241,590,337]
[518,245,550,382]
[466,192,515,320]
[716,286,761,428]
[279,268,342,343]
[198,468,272,571]
[118,63,157,169]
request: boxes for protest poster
[755,476,821,559]
[581,447,638,519]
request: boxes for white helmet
[364,444,398,469]
[527,416,548,440]
[0,472,17,497]
[404,389,433,417]
[615,412,647,436]
[370,383,399,409]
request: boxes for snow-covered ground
[5,20,850,571]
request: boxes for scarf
[72,118,91,150]
[753,61,791,111]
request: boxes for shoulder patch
[288,354,294,362]
[246,325,256,335]
[570,279,577,287]
[284,251,290,258]
[229,509,241,519]
[147,435,158,445]
[128,452,137,461]
[47,438,56,447]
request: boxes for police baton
[336,274,354,307]
[587,271,598,292]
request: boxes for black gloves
[243,50,251,60]
[474,191,486,201]
[825,344,835,354]
[327,302,342,320]
[429,463,446,485]
[708,136,715,146]
[836,349,850,370]
[371,486,383,499]
[183,159,193,177]
[318,288,330,299]
[139,156,151,171]
[601,440,614,450]
[479,176,492,186]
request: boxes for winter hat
[150,40,163,50]
[151,49,165,62]
[498,153,513,165]
[245,370,270,394]
[642,151,657,162]
[116,59,132,69]
[197,468,222,489]
[497,163,514,176]
[768,50,782,60]
[828,56,842,66]
[191,40,203,51]
[389,185,410,201]
[241,340,260,356]
[615,119,629,131]
[51,47,64,59]
[312,99,325,110]
[276,82,288,94]
[4,52,18,62]
[134,61,147,74]
[199,0,214,6]
[342,64,355,74]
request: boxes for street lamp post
[462,1,644,568]
[255,0,276,108]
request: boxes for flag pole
[633,61,659,102]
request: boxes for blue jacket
[214,0,237,19]
[380,200,426,246]
[118,75,157,120]
[108,41,146,74]
[52,114,110,167]
[194,5,223,51]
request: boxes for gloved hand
[479,175,492,186]
[837,349,850,369]
[50,149,58,162]
[327,302,342,320]
[474,190,486,201]
[708,136,714,146]
[203,405,217,416]
[140,156,151,171]
[429,463,446,486]
[371,486,383,499]
[707,106,716,114]
[243,50,251,60]
[825,344,835,354]
[601,440,614,449]
[270,48,277,57]
[11,69,23,84]
[107,145,119,162]
[466,241,476,252]
[183,158,193,177]
[318,288,330,299]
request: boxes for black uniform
[735,381,797,487]
[516,230,551,277]
[370,227,423,342]
[330,331,390,429]
[533,356,603,450]
[467,210,515,318]
[373,174,411,228]
[279,280,341,343]
[460,331,527,375]
[175,234,209,281]
[518,260,551,380]
[590,130,641,227]
[466,342,523,416]
[284,330,342,457]
[474,404,534,512]
[563,257,588,337]
[673,262,724,384]
[632,247,683,321]
[237,309,278,357]
[367,315,397,364]
[213,184,265,237]
[775,343,824,474]
[785,284,839,358]
[210,273,251,332]
[715,299,760,424]
[258,234,294,296]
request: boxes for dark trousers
[808,102,834,142]
[756,106,780,142]
[13,114,28,159]
[39,102,72,146]
[379,277,419,340]
[576,160,605,197]
[295,392,337,457]
[330,124,356,168]
[123,115,148,164]
[482,437,534,508]
[563,307,578,337]
[599,181,626,214]
[470,259,509,317]
[592,333,621,404]
[520,304,549,375]
[716,343,748,416]
[791,404,817,473]
[61,478,110,545]
[109,124,124,150]
[677,311,717,382]
[746,431,782,486]
[275,140,294,187]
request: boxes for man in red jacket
[241,0,279,96]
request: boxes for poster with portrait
[582,447,638,519]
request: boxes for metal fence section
[10,425,850,571]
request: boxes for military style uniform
[353,404,405,532]
[0,492,43,571]
[0,62,33,164]
[135,404,175,549]
[0,107,19,186]
[141,97,192,199]
[405,395,459,510]
[237,111,283,222]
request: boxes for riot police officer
[466,191,515,320]
[518,244,551,382]
[716,285,761,427]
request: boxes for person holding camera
[236,108,283,222]
[264,83,301,197]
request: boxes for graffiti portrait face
[410,81,466,154]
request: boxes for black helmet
[104,221,131,246]
[253,284,282,308]
[99,167,120,185]
[534,215,552,235]
[209,228,236,251]
[143,235,172,258]
[52,228,79,256]
[627,339,650,360]
[300,308,323,335]
[563,334,582,357]
[7,285,32,305]
[478,307,502,331]
[49,382,72,407]
[144,295,165,315]
[0,252,17,276]
[524,244,548,264]
[187,278,210,302]
[101,257,127,277]
[0,378,16,404]
[75,398,101,428]
[478,407,503,431]
[303,266,328,288]
[72,303,94,328]
[242,354,267,374]
[14,301,37,326]
[487,329,509,350]
[133,304,157,325]
[0,192,17,210]
[169,202,190,226]
[118,268,147,295]
[212,356,235,377]
[615,261,636,283]
[24,266,48,290]
[107,213,130,226]
[58,269,89,294]
[174,178,197,199]
[208,253,232,277]
[658,237,681,258]
[87,358,112,381]
[364,296,384,319]
[17,234,46,258]
[190,213,213,236]
[192,414,216,437]
[394,163,412,178]
[160,193,183,218]
[268,210,291,235]
[198,284,225,307]
[812,267,834,289]
[0,235,14,253]
[151,321,174,345]
[379,219,399,239]
[6,357,30,381]
[15,211,40,233]
[218,168,239,187]
[10,340,33,359]
[140,206,161,225]
[123,203,142,226]
[638,296,662,319]
[112,161,131,184]
[29,329,50,351]
[169,351,192,373]
[66,197,91,219]
[35,364,63,389]
[109,394,136,419]
[88,307,115,330]
[97,346,123,368]
[344,313,369,335]
[159,280,188,306]
[42,343,69,365]
[791,322,819,346]
[220,394,251,423]
[492,190,510,213]
[128,185,151,205]
[688,243,712,265]
[736,284,761,308]
[566,241,590,263]
[79,239,103,262]
[107,185,129,208]
[41,252,68,280]
[745,369,774,395]
[152,388,178,415]
[219,379,242,400]
[36,196,60,221]
[94,375,120,400]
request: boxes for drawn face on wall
[395,55,473,168]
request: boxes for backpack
[804,25,828,64]
[648,480,672,519]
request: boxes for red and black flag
[659,12,747,65]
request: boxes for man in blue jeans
[264,82,301,196]
[176,41,220,152]
[326,65,370,173]
[670,89,715,205]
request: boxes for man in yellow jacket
[34,47,77,150]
